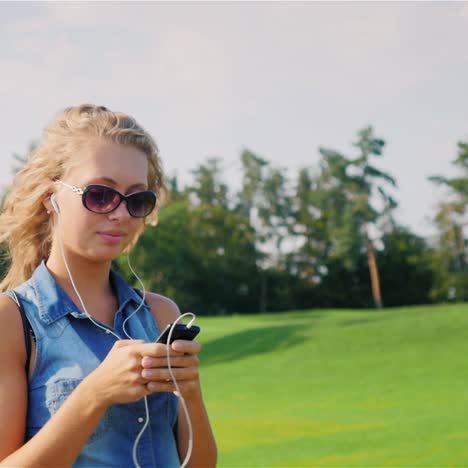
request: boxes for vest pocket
[45,378,113,445]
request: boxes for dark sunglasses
[56,181,156,218]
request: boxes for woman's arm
[0,295,106,466]
[1,375,107,466]
[0,296,29,461]
[145,293,218,467]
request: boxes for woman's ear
[43,193,54,214]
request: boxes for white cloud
[3,2,463,107]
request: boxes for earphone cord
[58,237,149,467]
[166,313,196,468]
[56,222,193,468]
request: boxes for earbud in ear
[50,194,60,214]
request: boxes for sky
[0,1,467,239]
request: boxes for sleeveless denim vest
[5,261,180,467]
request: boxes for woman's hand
[140,339,202,401]
[83,340,190,408]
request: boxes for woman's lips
[97,232,125,244]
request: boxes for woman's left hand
[140,340,202,400]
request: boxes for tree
[234,149,268,310]
[165,173,188,204]
[317,126,398,309]
[429,204,467,302]
[257,167,293,256]
[288,166,330,287]
[237,148,269,222]
[377,227,434,306]
[428,141,468,301]
[189,157,228,207]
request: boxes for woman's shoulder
[0,293,24,325]
[144,292,181,330]
[0,294,27,367]
[0,295,28,458]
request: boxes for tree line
[1,127,467,314]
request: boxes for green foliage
[237,148,293,263]
[294,127,398,309]
[237,148,269,220]
[189,157,228,207]
[430,248,468,303]
[257,166,293,253]
[316,127,397,269]
[377,228,434,306]
[428,138,468,301]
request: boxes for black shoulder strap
[10,291,31,374]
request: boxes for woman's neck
[45,248,115,312]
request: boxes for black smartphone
[155,323,201,344]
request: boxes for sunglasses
[56,181,156,218]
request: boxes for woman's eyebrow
[86,176,148,191]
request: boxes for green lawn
[196,303,468,467]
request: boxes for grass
[195,303,468,467]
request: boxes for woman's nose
[108,200,131,220]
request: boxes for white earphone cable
[166,313,196,468]
[122,253,146,339]
[58,232,121,340]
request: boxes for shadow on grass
[200,325,307,366]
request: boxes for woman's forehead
[64,140,148,186]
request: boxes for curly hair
[0,104,167,291]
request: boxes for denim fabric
[6,261,180,467]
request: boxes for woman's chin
[84,245,124,263]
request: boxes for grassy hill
[196,303,468,467]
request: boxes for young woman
[0,104,217,467]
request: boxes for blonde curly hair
[0,104,167,291]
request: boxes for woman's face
[50,139,149,263]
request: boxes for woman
[0,104,217,467]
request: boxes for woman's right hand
[83,340,184,408]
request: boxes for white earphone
[50,194,60,214]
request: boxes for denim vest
[5,261,180,467]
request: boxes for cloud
[3,1,463,108]
[1,1,465,152]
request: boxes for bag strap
[10,291,32,374]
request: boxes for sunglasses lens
[84,186,121,213]
[127,192,156,218]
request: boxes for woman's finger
[141,366,199,382]
[171,339,202,354]
[132,342,184,359]
[145,381,176,393]
[141,355,199,369]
